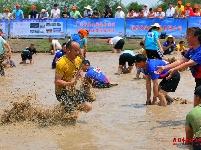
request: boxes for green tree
[0,0,30,14]
[127,2,143,13]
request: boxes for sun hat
[186,3,191,7]
[150,23,162,32]
[41,9,46,13]
[158,8,162,12]
[165,35,175,41]
[177,1,182,5]
[107,38,111,43]
[84,5,92,10]
[72,6,76,10]
[31,5,36,9]
[116,6,122,9]
[194,5,199,9]
[79,29,87,38]
[144,4,147,7]
[4,8,9,11]
[16,4,20,7]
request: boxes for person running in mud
[0,36,12,76]
[54,40,92,115]
[51,42,66,69]
[82,59,117,88]
[155,27,201,98]
[134,54,180,106]
[20,44,36,64]
[185,85,201,149]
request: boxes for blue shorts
[136,68,144,74]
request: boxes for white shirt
[52,40,62,49]
[143,8,149,16]
[109,36,123,45]
[84,10,93,17]
[156,12,165,18]
[115,11,125,18]
[166,7,175,17]
[3,13,12,19]
[51,9,60,18]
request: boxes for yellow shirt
[55,55,82,94]
[141,48,147,57]
[175,5,184,16]
[176,44,185,51]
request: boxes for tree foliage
[0,0,200,18]
[127,2,144,12]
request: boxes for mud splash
[1,101,78,126]
[172,97,192,104]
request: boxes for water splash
[0,100,79,126]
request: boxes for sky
[123,0,160,7]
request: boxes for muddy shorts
[195,78,201,90]
[92,81,111,88]
[119,53,135,66]
[56,89,90,113]
[21,50,32,60]
[0,54,5,76]
[159,71,180,92]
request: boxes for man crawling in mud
[134,54,180,106]
[54,40,92,115]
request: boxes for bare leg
[128,66,134,73]
[116,49,121,53]
[166,94,174,103]
[30,59,34,64]
[158,90,168,106]
[78,102,92,113]
[117,65,123,74]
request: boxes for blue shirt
[80,38,87,49]
[71,34,81,44]
[163,41,176,55]
[184,46,201,78]
[120,50,135,56]
[12,9,23,19]
[145,29,159,50]
[85,67,109,84]
[52,50,65,67]
[143,59,169,80]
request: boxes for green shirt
[0,37,6,55]
[186,104,201,137]
[70,10,81,19]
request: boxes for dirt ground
[0,52,194,150]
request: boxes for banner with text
[0,20,8,38]
[66,18,125,37]
[126,18,187,38]
[188,16,201,28]
[10,18,67,38]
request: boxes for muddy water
[0,52,194,150]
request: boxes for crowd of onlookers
[0,1,200,20]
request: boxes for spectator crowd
[0,1,201,20]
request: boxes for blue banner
[126,18,187,38]
[66,18,125,37]
[188,16,201,28]
[0,19,9,38]
[10,18,67,38]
